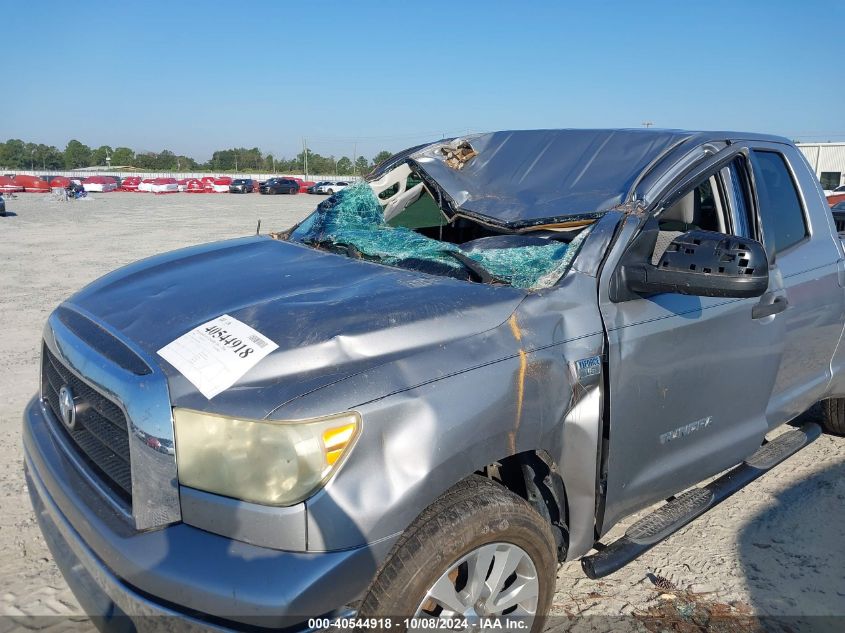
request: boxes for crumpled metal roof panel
[409,129,697,227]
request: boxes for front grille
[41,344,133,504]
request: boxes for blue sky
[5,0,844,162]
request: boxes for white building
[797,142,845,191]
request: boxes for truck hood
[67,236,525,416]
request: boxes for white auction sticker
[157,314,279,399]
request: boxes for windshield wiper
[440,250,502,284]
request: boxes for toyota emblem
[58,385,77,430]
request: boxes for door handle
[752,295,788,319]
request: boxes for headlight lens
[172,408,360,506]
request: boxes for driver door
[597,148,785,531]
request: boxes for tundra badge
[660,416,713,444]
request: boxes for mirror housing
[619,230,769,299]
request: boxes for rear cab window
[750,150,808,256]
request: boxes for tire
[290,187,297,195]
[359,475,557,631]
[327,188,334,195]
[821,398,845,435]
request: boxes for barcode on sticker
[248,334,268,349]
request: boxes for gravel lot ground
[1,191,843,631]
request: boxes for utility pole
[352,142,357,177]
[302,138,308,180]
[641,121,654,128]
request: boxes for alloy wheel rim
[414,541,539,628]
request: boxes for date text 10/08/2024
[307,618,530,630]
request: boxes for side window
[652,173,731,265]
[751,150,808,254]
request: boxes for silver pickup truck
[23,129,845,631]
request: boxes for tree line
[0,138,394,176]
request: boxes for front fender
[304,354,543,551]
[294,271,606,555]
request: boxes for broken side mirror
[619,230,769,299]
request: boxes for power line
[305,128,478,143]
[787,131,845,136]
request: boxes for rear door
[597,147,785,530]
[749,143,845,425]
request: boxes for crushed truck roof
[370,128,790,229]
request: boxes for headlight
[172,408,360,506]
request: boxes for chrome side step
[581,422,821,579]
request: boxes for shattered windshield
[289,182,591,290]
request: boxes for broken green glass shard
[292,183,590,290]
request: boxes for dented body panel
[68,236,526,420]
[275,270,607,557]
[408,129,691,228]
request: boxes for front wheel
[359,475,557,632]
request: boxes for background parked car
[831,200,845,232]
[229,178,255,193]
[280,177,313,193]
[0,176,24,193]
[120,176,141,191]
[259,177,299,194]
[211,177,232,193]
[13,174,50,192]
[82,176,118,192]
[827,191,845,206]
[185,178,205,193]
[150,178,179,194]
[316,181,350,194]
[307,180,331,194]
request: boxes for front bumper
[23,396,383,630]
